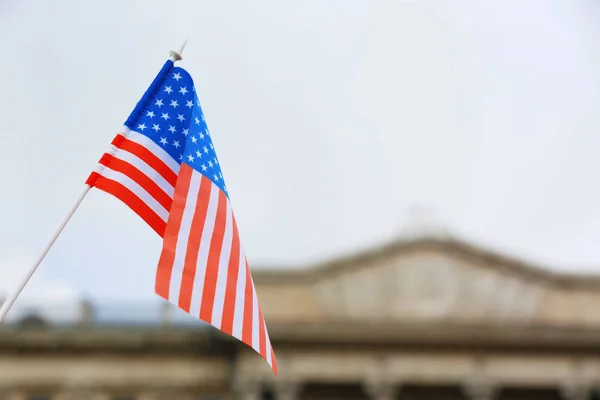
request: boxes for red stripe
[271,344,278,376]
[85,168,101,186]
[241,257,254,347]
[155,165,193,298]
[199,189,228,322]
[257,299,267,359]
[178,174,212,312]
[220,216,241,336]
[86,133,178,190]
[96,155,173,211]
[113,134,178,187]
[90,172,166,236]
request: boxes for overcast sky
[0,0,599,318]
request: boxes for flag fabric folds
[86,60,277,374]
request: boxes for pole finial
[169,39,188,62]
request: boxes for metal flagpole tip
[169,50,183,61]
[169,39,188,62]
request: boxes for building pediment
[254,237,600,327]
[313,246,543,322]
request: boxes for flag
[86,59,277,374]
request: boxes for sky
[0,0,599,320]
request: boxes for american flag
[86,59,277,374]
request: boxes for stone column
[560,382,590,400]
[463,379,497,400]
[0,379,21,400]
[0,388,16,400]
[138,392,164,400]
[138,391,194,400]
[273,380,302,400]
[235,381,262,400]
[363,380,399,400]
[58,387,110,400]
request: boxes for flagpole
[0,42,188,323]
[0,185,91,322]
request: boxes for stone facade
[4,237,600,400]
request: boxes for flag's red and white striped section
[86,128,179,236]
[155,163,277,374]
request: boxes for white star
[177,114,185,122]
[170,100,178,108]
[159,137,168,145]
[195,150,202,158]
[179,86,188,95]
[201,164,208,171]
[209,143,214,150]
[208,160,213,168]
[187,154,194,162]
[179,154,183,160]
[191,136,197,144]
[201,114,205,121]
[213,157,218,164]
[182,128,189,136]
[173,72,182,81]
[203,146,209,153]
[155,99,164,107]
[213,174,220,182]
[168,125,176,133]
[137,123,146,131]
[194,117,200,125]
[152,124,160,132]
[224,186,228,193]
[164,86,173,94]
[173,140,181,148]
[186,100,193,108]
[199,132,205,139]
[146,111,155,118]
[205,129,210,136]
[219,172,223,178]
[161,113,170,120]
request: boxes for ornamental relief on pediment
[314,253,544,323]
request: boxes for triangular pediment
[254,236,600,326]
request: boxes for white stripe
[210,201,233,329]
[127,130,180,174]
[97,166,168,222]
[105,145,175,198]
[231,251,246,341]
[264,318,272,366]
[188,180,220,318]
[167,172,201,303]
[251,281,260,351]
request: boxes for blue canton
[124,61,227,196]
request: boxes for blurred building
[2,237,600,400]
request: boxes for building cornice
[3,321,600,354]
[252,236,600,288]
